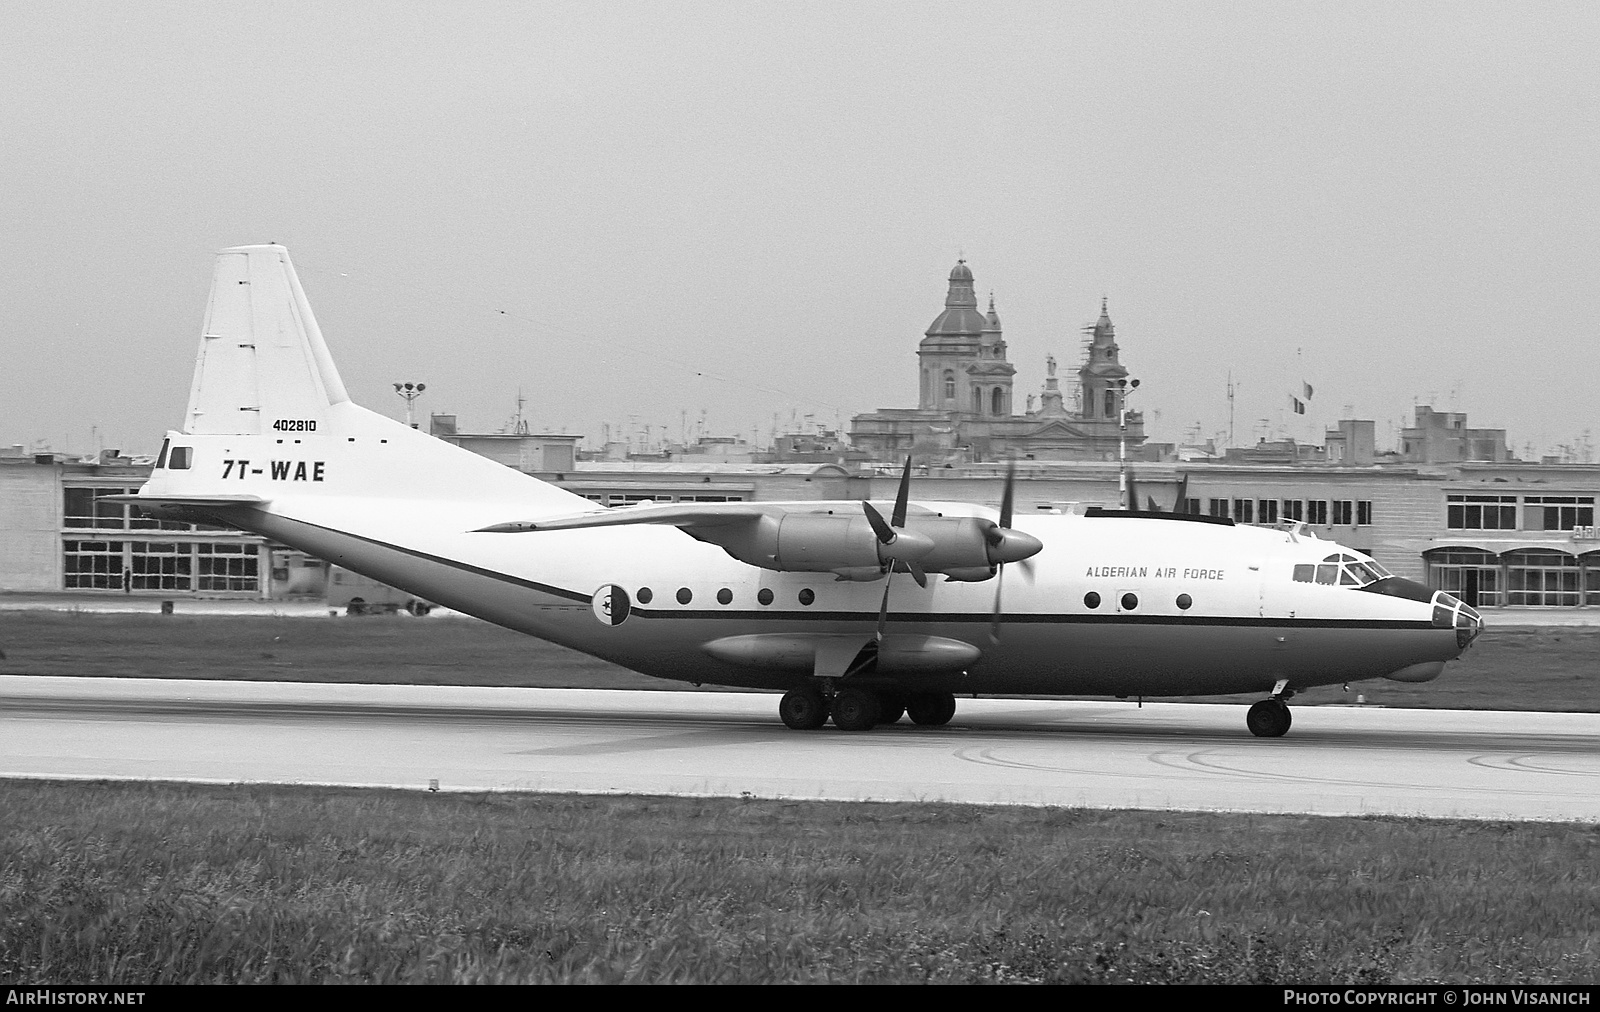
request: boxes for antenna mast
[1227,372,1236,449]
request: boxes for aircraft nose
[1431,590,1483,649]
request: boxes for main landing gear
[778,686,957,732]
[1246,680,1295,738]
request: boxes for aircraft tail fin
[142,245,595,520]
[185,245,349,435]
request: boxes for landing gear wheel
[906,691,957,727]
[831,687,881,731]
[779,687,829,730]
[1246,698,1292,738]
[877,693,906,725]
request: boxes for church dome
[924,259,985,338]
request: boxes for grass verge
[0,780,1595,984]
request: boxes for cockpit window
[1292,553,1390,587]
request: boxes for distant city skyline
[3,3,1596,460]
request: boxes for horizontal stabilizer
[102,493,269,507]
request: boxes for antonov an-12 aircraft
[119,246,1483,737]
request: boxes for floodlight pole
[393,382,426,429]
[1117,377,1140,510]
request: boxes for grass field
[1,780,1595,985]
[0,610,1595,711]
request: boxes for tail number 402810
[272,419,317,432]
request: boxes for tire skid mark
[1466,753,1600,777]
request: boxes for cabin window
[1083,591,1101,609]
[757,588,773,606]
[676,587,692,604]
[169,446,192,469]
[1120,592,1139,611]
[798,588,815,606]
[637,587,654,604]
[1176,594,1192,610]
[156,439,170,469]
[716,588,733,605]
[1293,564,1314,583]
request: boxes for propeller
[863,456,932,640]
[988,460,1043,643]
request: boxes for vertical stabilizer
[184,245,349,435]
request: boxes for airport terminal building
[3,445,1595,608]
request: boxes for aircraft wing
[474,501,793,534]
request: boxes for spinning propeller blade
[989,459,1042,643]
[871,456,927,638]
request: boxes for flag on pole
[1303,381,1314,400]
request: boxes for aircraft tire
[877,693,907,725]
[1246,698,1292,738]
[906,691,957,726]
[831,688,881,732]
[779,687,830,730]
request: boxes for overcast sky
[3,2,1596,459]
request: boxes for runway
[2,675,1597,822]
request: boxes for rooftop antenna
[1227,371,1236,449]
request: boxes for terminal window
[1523,496,1595,531]
[1447,494,1518,530]
[63,540,125,589]
[196,544,259,592]
[63,486,197,532]
[1257,499,1278,524]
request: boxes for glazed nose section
[1431,590,1483,648]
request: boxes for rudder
[185,245,348,436]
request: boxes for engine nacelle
[901,516,995,572]
[698,513,885,576]
[689,509,1041,580]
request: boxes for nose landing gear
[1247,680,1295,737]
[1246,698,1292,738]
